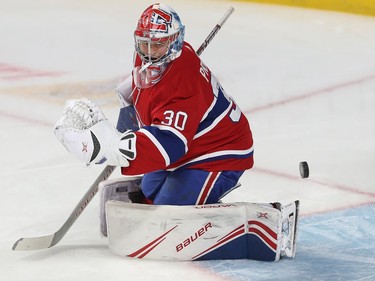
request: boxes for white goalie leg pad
[99,177,142,237]
[105,201,298,261]
[280,200,300,258]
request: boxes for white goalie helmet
[133,3,185,88]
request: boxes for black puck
[299,161,309,178]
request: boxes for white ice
[1,0,375,280]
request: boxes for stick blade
[12,234,55,251]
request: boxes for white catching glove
[54,98,136,166]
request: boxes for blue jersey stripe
[196,86,231,137]
[143,125,186,164]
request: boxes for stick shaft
[196,6,235,56]
[12,165,116,251]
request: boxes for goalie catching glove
[54,98,136,166]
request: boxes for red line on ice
[253,166,375,198]
[0,62,65,80]
[0,111,52,127]
[244,74,375,114]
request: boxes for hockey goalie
[54,3,299,261]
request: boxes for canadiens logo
[140,8,172,33]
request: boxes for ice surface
[1,0,375,280]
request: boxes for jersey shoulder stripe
[195,99,233,139]
[195,76,233,139]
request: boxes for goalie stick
[12,165,116,251]
[196,6,234,56]
[12,6,235,251]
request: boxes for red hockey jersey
[121,42,254,175]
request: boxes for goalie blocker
[100,178,299,261]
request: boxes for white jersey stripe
[168,146,254,171]
[195,172,220,205]
[194,100,233,140]
[139,128,170,166]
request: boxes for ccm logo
[176,222,212,252]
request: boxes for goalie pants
[141,169,244,205]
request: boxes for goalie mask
[133,3,185,88]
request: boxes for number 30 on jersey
[161,110,188,131]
